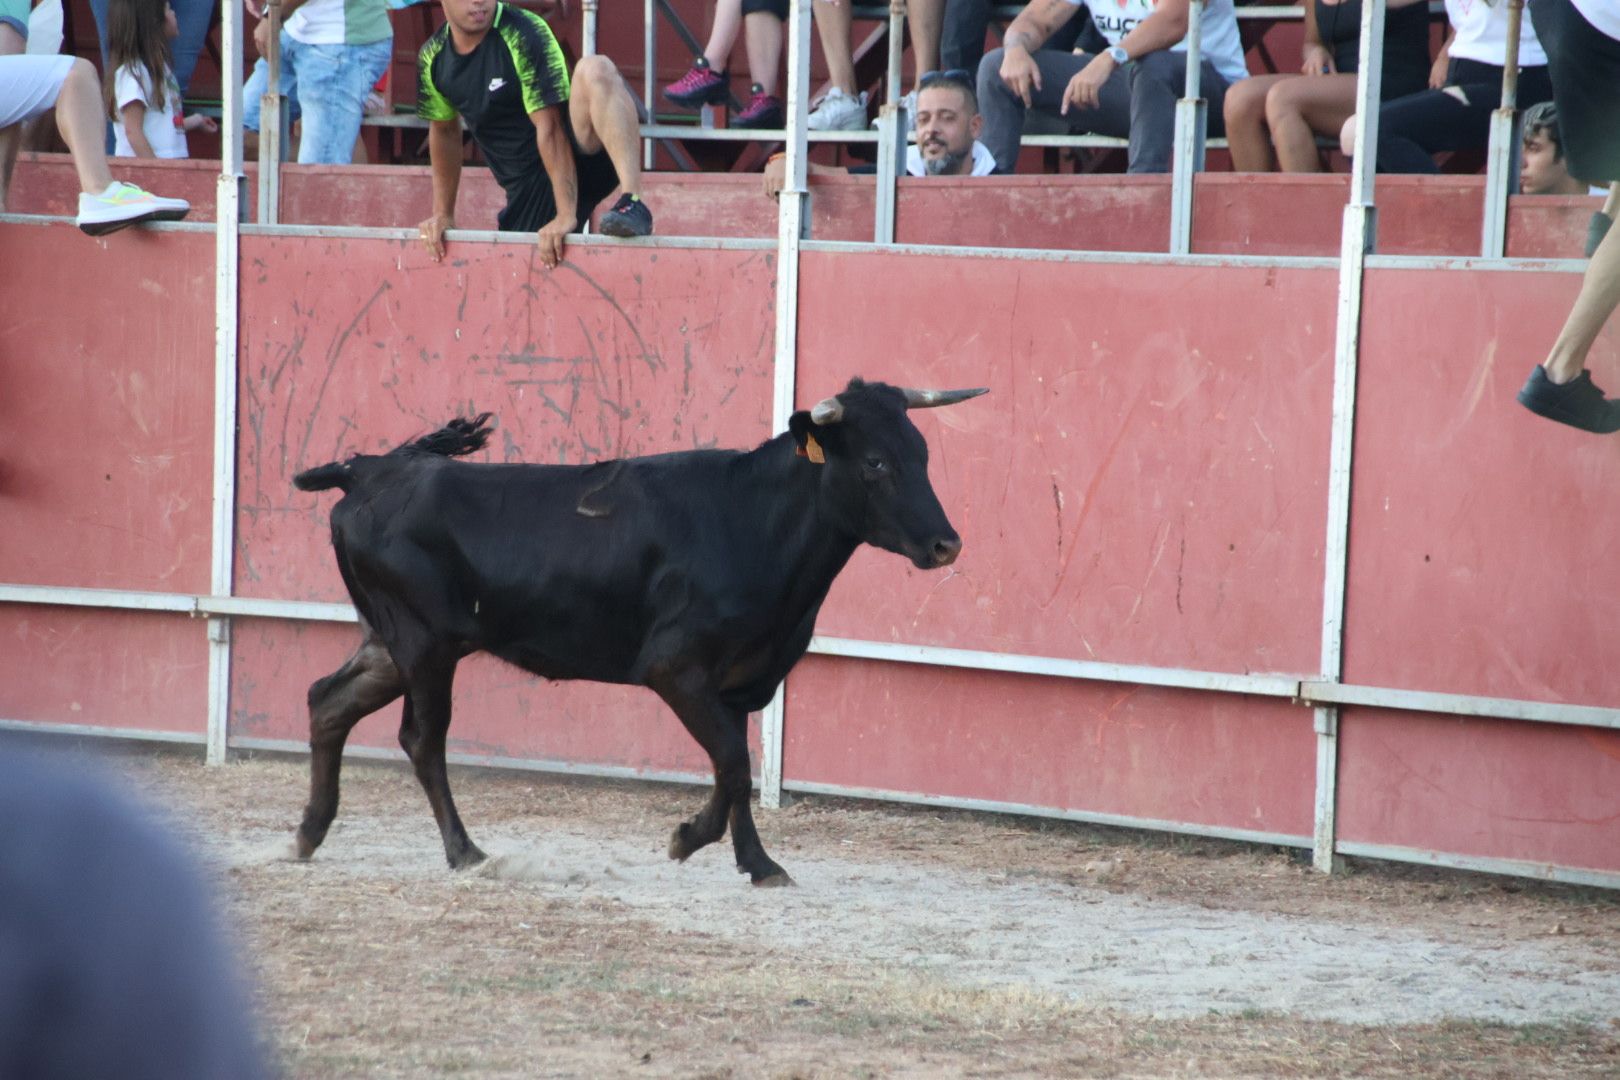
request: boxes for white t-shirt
[285,0,391,46]
[1445,0,1548,66]
[905,141,1000,176]
[112,63,189,158]
[1061,0,1249,86]
[1571,0,1620,40]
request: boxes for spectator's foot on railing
[664,59,729,108]
[599,194,653,238]
[733,87,784,130]
[1517,365,1620,434]
[807,88,868,132]
[1588,211,1613,259]
[77,182,191,237]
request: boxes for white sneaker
[77,181,191,237]
[870,88,918,134]
[807,87,868,131]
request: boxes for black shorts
[741,0,787,18]
[1530,0,1620,184]
[496,122,621,234]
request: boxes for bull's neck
[747,434,860,612]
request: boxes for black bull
[291,378,986,885]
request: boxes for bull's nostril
[932,537,963,566]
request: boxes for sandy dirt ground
[100,748,1620,1077]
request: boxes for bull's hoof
[668,823,697,863]
[448,844,488,872]
[293,830,319,861]
[752,871,795,888]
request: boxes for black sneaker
[599,194,653,238]
[732,86,784,129]
[1516,365,1620,434]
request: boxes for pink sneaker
[733,87,783,129]
[663,59,729,108]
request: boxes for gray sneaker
[807,87,868,131]
[76,181,190,236]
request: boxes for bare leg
[54,58,116,195]
[909,0,944,79]
[569,55,643,198]
[294,628,404,858]
[1545,185,1620,385]
[1222,73,1286,173]
[812,0,856,93]
[744,10,783,96]
[703,0,743,69]
[1266,73,1356,174]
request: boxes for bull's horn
[901,387,990,409]
[810,397,845,425]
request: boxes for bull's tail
[293,462,354,492]
[394,412,495,458]
[293,413,495,494]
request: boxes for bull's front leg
[656,684,792,886]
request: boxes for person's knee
[1339,113,1357,157]
[573,54,620,97]
[1264,82,1303,128]
[1223,79,1265,127]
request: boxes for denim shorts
[243,35,391,165]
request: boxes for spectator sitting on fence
[978,0,1249,175]
[1223,0,1429,174]
[106,0,216,159]
[762,67,999,195]
[1515,0,1620,433]
[241,0,393,165]
[663,0,787,129]
[1343,0,1552,175]
[417,0,652,268]
[0,43,191,231]
[1518,100,1587,197]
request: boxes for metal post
[1168,0,1206,254]
[887,0,904,105]
[873,103,905,242]
[211,0,248,765]
[256,4,284,225]
[1481,0,1524,258]
[643,0,656,170]
[1314,0,1385,871]
[582,0,598,55]
[760,0,814,811]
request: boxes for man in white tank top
[977,0,1248,173]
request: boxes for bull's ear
[789,411,823,461]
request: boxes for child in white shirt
[103,0,215,158]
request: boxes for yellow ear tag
[805,433,825,464]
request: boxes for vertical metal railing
[643,0,656,169]
[760,0,815,810]
[1169,0,1207,254]
[210,0,249,764]
[256,4,285,224]
[1314,0,1387,872]
[1481,0,1525,257]
[582,0,598,55]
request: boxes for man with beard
[416,0,652,270]
[761,69,1000,197]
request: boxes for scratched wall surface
[1337,709,1620,873]
[1345,268,1620,709]
[0,222,216,593]
[785,655,1316,838]
[796,250,1338,676]
[234,234,776,776]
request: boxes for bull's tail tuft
[395,413,495,459]
[293,462,354,492]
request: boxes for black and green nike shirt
[417,4,571,193]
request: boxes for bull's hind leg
[657,684,791,886]
[398,659,487,870]
[296,626,404,859]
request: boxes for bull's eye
[865,457,886,472]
